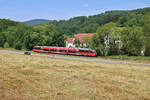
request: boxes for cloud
[82,4,89,7]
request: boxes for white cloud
[82,4,89,7]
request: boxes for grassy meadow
[0,52,150,100]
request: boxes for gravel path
[1,50,150,66]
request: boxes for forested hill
[23,19,52,26]
[51,7,150,35]
[0,7,150,56]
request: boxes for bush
[4,42,10,48]
[13,42,22,50]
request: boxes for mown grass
[0,52,150,100]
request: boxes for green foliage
[4,42,9,48]
[81,23,99,33]
[0,7,150,57]
[121,27,144,56]
[0,32,6,47]
[33,23,65,47]
[143,23,150,56]
[0,20,65,50]
[13,41,22,50]
[117,15,129,27]
[125,18,138,27]
[90,22,120,56]
[0,19,18,32]
[74,39,80,47]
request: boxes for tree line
[0,7,150,56]
[0,19,65,50]
[89,22,150,56]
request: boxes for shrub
[4,42,10,48]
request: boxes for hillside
[51,7,150,35]
[23,19,52,26]
[0,7,150,56]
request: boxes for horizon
[0,0,150,22]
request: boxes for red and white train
[33,46,97,57]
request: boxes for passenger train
[33,46,97,57]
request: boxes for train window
[79,50,82,52]
[79,50,92,53]
[88,51,93,53]
[59,50,63,52]
[43,49,49,51]
[50,49,57,51]
[85,50,89,53]
[79,50,85,52]
[87,50,95,53]
[59,50,67,52]
[34,47,41,49]
[68,50,76,53]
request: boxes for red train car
[33,46,97,57]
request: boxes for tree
[121,27,144,56]
[74,39,80,47]
[90,22,121,56]
[13,41,22,50]
[125,18,138,27]
[81,23,99,33]
[143,23,150,56]
[117,14,129,27]
[33,23,65,47]
[0,32,6,47]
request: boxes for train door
[57,48,59,53]
[41,47,44,52]
[76,49,79,55]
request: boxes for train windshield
[92,50,96,53]
[34,47,41,49]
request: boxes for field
[0,52,150,100]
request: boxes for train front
[92,50,97,57]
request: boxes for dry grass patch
[0,52,150,100]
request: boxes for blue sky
[0,0,150,21]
